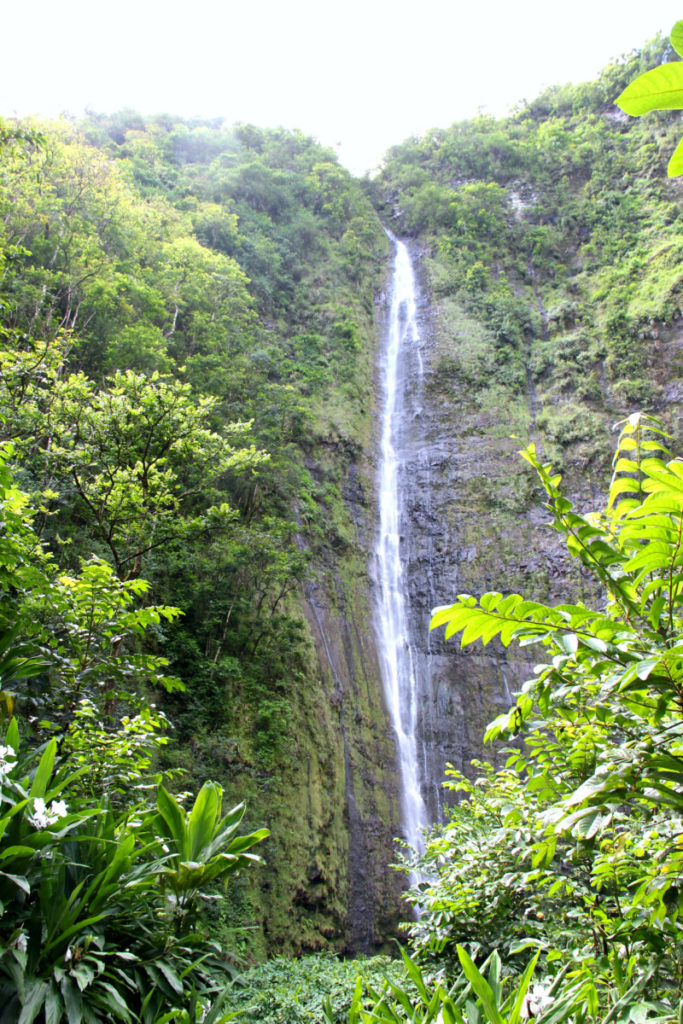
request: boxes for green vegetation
[0,449,267,1021]
[327,946,571,1024]
[2,19,683,1022]
[375,33,683,499]
[343,416,681,1023]
[0,113,391,959]
[224,954,406,1023]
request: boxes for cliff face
[231,271,410,957]
[264,221,629,952]
[266,238,545,954]
[390,240,683,832]
[387,247,527,822]
[242,560,403,955]
[370,55,683,834]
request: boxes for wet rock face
[323,238,683,938]
[273,237,617,951]
[387,244,556,822]
[300,571,405,952]
[281,408,408,954]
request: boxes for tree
[0,439,183,728]
[41,370,267,579]
[0,419,268,1024]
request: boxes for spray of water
[375,233,429,871]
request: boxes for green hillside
[0,27,682,1022]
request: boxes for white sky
[2,1,681,174]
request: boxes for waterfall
[375,233,429,863]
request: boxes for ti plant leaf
[155,782,269,899]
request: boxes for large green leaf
[671,21,683,58]
[93,982,132,1022]
[225,828,269,855]
[456,947,506,1024]
[507,950,541,1024]
[0,870,30,894]
[154,961,184,996]
[5,715,19,752]
[668,135,683,176]
[187,782,220,859]
[616,61,683,115]
[156,783,189,858]
[29,738,56,798]
[43,984,61,1024]
[60,977,83,1024]
[17,981,48,1024]
[399,945,429,1002]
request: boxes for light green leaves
[666,135,683,175]
[28,740,56,799]
[672,20,683,58]
[615,22,683,175]
[155,782,269,897]
[430,592,564,647]
[348,944,572,1024]
[616,60,683,116]
[45,369,267,580]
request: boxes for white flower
[64,946,73,963]
[28,797,50,830]
[521,983,553,1020]
[49,800,68,820]
[0,744,16,778]
[15,933,27,953]
[28,797,69,830]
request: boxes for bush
[0,451,268,1022]
[225,954,407,1024]
[385,414,682,1023]
[0,720,267,1022]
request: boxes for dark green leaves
[424,415,682,1013]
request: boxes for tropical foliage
[0,111,388,955]
[364,415,682,1023]
[223,953,407,1024]
[0,451,268,1021]
[328,945,582,1024]
[2,16,683,1014]
[0,722,266,1023]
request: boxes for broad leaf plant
[617,20,683,175]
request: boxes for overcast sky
[2,1,681,174]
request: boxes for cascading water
[375,233,429,862]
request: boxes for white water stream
[375,234,429,860]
